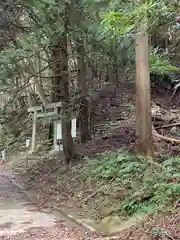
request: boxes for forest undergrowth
[7,118,180,239]
[6,83,180,236]
[10,148,180,221]
[79,151,180,219]
[7,82,180,226]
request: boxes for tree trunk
[134,24,154,157]
[77,38,90,143]
[27,91,36,107]
[109,41,118,86]
[36,51,49,107]
[51,3,76,167]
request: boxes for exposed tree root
[152,126,180,143]
[79,190,99,206]
[155,122,180,130]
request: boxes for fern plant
[81,151,180,217]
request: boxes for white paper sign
[71,118,76,137]
[1,150,5,160]
[56,118,76,139]
[26,138,30,148]
[56,121,62,140]
[55,118,76,151]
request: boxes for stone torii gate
[27,102,77,153]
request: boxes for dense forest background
[0,0,180,157]
[0,1,179,237]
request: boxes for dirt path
[0,170,100,240]
[1,163,179,240]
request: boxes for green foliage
[149,52,179,75]
[101,1,175,35]
[101,1,175,36]
[0,0,179,149]
[100,1,178,77]
[151,227,171,239]
[81,151,180,216]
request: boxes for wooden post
[134,23,154,157]
[27,102,62,152]
[53,121,57,150]
[31,110,37,152]
[25,138,30,168]
[53,106,58,150]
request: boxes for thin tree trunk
[36,51,49,107]
[35,80,48,106]
[77,38,90,143]
[109,40,118,86]
[134,24,154,157]
[27,91,36,107]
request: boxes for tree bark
[36,51,49,107]
[77,38,90,143]
[51,3,76,167]
[27,91,36,107]
[134,24,154,157]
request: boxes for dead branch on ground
[152,126,180,143]
[155,122,180,130]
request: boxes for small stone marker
[1,150,5,160]
[25,138,30,148]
